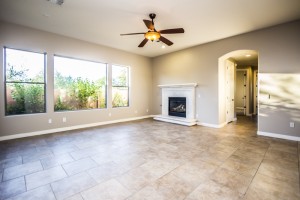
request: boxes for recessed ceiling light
[245,54,251,57]
[161,45,166,49]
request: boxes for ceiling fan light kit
[145,31,161,41]
[120,13,184,47]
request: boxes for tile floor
[0,116,299,200]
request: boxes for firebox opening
[169,97,186,118]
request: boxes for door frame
[218,49,259,127]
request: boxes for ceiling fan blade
[120,32,145,36]
[143,20,154,30]
[159,36,173,46]
[159,28,184,34]
[138,38,148,47]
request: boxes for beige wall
[0,21,152,137]
[1,20,300,139]
[152,20,300,137]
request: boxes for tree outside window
[54,56,107,111]
[4,48,46,115]
[112,65,129,107]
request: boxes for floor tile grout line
[240,141,270,199]
[49,183,58,200]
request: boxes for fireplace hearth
[169,97,186,118]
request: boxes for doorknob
[232,99,234,101]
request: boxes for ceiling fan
[120,13,184,47]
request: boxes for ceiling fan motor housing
[149,13,156,20]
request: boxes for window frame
[4,47,47,116]
[53,55,108,112]
[112,64,130,108]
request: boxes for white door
[226,60,235,123]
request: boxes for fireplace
[169,97,186,118]
[154,83,197,126]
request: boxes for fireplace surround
[154,83,197,126]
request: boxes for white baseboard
[0,115,152,141]
[257,131,300,141]
[197,122,227,128]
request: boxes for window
[112,65,129,107]
[4,47,46,115]
[54,56,107,111]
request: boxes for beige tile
[127,185,167,200]
[233,149,264,161]
[210,168,253,194]
[185,180,242,200]
[6,185,56,200]
[265,149,298,163]
[25,166,67,190]
[51,172,97,200]
[50,144,78,155]
[0,117,299,200]
[0,156,22,169]
[269,142,298,155]
[70,147,100,160]
[116,165,158,192]
[209,143,237,154]
[238,143,268,155]
[0,177,26,200]
[153,173,197,200]
[249,173,300,200]
[88,161,126,183]
[3,161,43,181]
[63,158,98,176]
[64,194,83,200]
[198,149,232,166]
[41,153,74,169]
[81,179,132,200]
[244,187,283,200]
[258,159,299,183]
[220,157,258,177]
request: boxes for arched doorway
[218,50,259,126]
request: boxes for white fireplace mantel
[158,83,198,88]
[154,83,198,126]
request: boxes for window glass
[54,56,107,111]
[112,65,129,107]
[5,48,46,115]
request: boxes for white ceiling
[0,0,300,58]
[230,50,258,67]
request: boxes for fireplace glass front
[169,97,186,118]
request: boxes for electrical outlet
[109,113,111,117]
[135,110,138,114]
[290,122,295,128]
[63,117,66,123]
[48,119,52,124]
[146,109,149,113]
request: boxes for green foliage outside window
[112,65,129,107]
[5,48,45,115]
[54,56,107,111]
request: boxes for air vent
[47,0,64,5]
